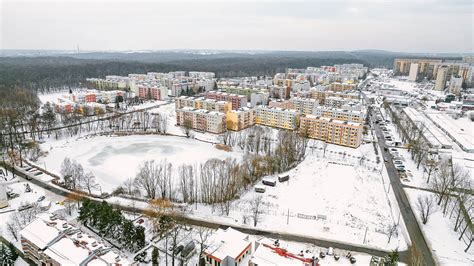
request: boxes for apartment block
[176,107,227,134]
[300,115,363,148]
[308,89,359,105]
[393,58,443,78]
[137,85,168,100]
[312,106,367,123]
[435,66,449,91]
[268,85,291,99]
[268,99,294,109]
[176,96,232,113]
[290,97,319,115]
[206,91,247,110]
[255,106,299,130]
[226,108,256,131]
[329,82,356,92]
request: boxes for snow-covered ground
[38,134,243,191]
[187,143,408,251]
[405,188,474,265]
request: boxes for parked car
[262,177,276,187]
[255,185,266,193]
[278,174,289,182]
[37,196,45,202]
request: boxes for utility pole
[363,227,368,244]
[287,209,290,225]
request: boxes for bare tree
[6,221,18,241]
[182,119,193,138]
[250,195,266,227]
[321,141,328,158]
[424,159,439,184]
[196,227,212,266]
[385,223,398,243]
[134,160,160,199]
[82,171,99,195]
[178,164,194,203]
[416,195,436,224]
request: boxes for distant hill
[0,50,465,90]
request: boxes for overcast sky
[1,0,472,52]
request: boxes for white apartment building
[290,97,319,115]
[255,106,299,130]
[176,107,227,134]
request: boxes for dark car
[174,245,184,255]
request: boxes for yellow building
[329,82,356,92]
[226,108,256,131]
[300,115,363,148]
[255,106,299,130]
[176,96,231,113]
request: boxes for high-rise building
[449,76,463,95]
[435,66,449,91]
[408,63,419,81]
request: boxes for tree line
[78,199,146,252]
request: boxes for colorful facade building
[300,115,363,148]
[205,91,247,110]
[329,82,357,92]
[255,106,299,130]
[226,108,256,131]
[176,96,232,113]
[176,107,227,134]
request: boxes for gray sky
[1,0,472,52]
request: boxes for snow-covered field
[38,135,243,191]
[189,143,408,251]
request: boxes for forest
[0,50,432,91]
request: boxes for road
[367,101,436,265]
[5,163,410,263]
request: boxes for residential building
[255,106,299,130]
[435,66,449,91]
[408,63,419,81]
[226,108,256,131]
[206,91,247,110]
[268,85,290,99]
[176,107,227,134]
[393,58,443,78]
[137,85,168,100]
[300,115,363,148]
[268,99,293,109]
[250,92,269,107]
[176,96,232,113]
[449,76,463,95]
[20,214,130,265]
[312,106,367,123]
[203,227,252,266]
[290,97,319,115]
[329,82,356,92]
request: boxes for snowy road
[369,104,436,265]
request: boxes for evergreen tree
[387,249,399,265]
[151,247,159,265]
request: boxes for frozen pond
[40,135,242,191]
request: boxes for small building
[203,227,252,266]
